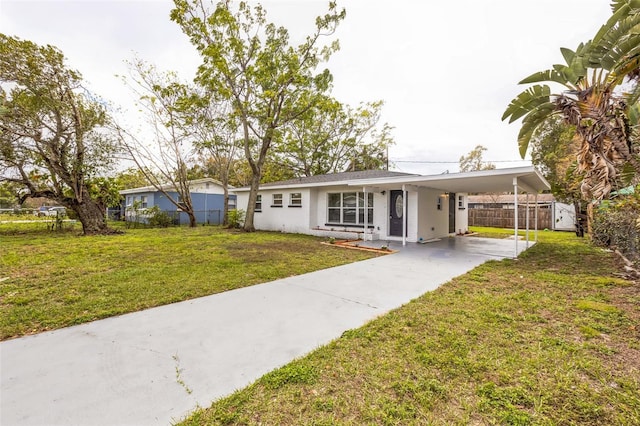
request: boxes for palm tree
[503,0,640,201]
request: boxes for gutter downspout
[513,177,518,258]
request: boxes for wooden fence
[468,207,552,229]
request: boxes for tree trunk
[221,166,230,226]
[187,210,197,227]
[587,202,595,239]
[71,194,112,235]
[243,172,260,232]
[222,188,229,226]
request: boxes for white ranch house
[234,166,551,252]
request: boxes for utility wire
[390,159,530,164]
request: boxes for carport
[352,166,551,258]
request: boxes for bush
[147,206,173,228]
[227,209,245,229]
[592,195,640,264]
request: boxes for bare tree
[116,59,198,227]
[185,91,240,225]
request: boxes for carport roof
[350,166,550,194]
[232,166,550,194]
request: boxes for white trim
[120,178,229,195]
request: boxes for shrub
[227,209,245,229]
[592,194,640,264]
[147,206,173,228]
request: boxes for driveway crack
[290,283,379,310]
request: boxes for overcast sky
[1,0,612,175]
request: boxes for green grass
[180,229,640,425]
[0,224,377,340]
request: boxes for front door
[389,190,405,237]
[448,192,456,234]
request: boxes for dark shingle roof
[255,170,417,188]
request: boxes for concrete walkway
[1,237,531,426]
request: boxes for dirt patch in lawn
[321,240,396,254]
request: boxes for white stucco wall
[415,188,449,241]
[236,188,312,234]
[237,185,390,238]
[235,185,468,241]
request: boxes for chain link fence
[121,208,225,227]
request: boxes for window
[327,192,373,225]
[176,194,187,211]
[272,193,283,207]
[289,192,302,207]
[228,197,237,210]
[255,194,262,212]
[140,195,148,209]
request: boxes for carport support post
[513,177,518,258]
[362,187,367,242]
[402,184,407,246]
[535,193,539,242]
[525,193,530,249]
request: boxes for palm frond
[620,161,637,186]
[518,69,574,88]
[592,11,640,69]
[598,3,634,44]
[610,0,628,14]
[517,103,556,158]
[560,47,575,65]
[601,33,640,71]
[551,63,583,85]
[628,101,640,123]
[502,85,551,123]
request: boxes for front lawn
[181,230,640,425]
[0,225,377,340]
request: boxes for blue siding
[124,190,236,225]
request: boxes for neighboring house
[467,194,576,231]
[120,178,236,225]
[233,166,551,245]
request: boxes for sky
[0,0,612,175]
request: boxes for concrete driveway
[1,236,531,426]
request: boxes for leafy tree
[116,59,199,227]
[0,34,118,234]
[502,1,640,202]
[114,167,150,190]
[232,155,296,185]
[276,99,394,177]
[530,117,582,202]
[459,145,496,172]
[171,0,345,231]
[0,181,19,209]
